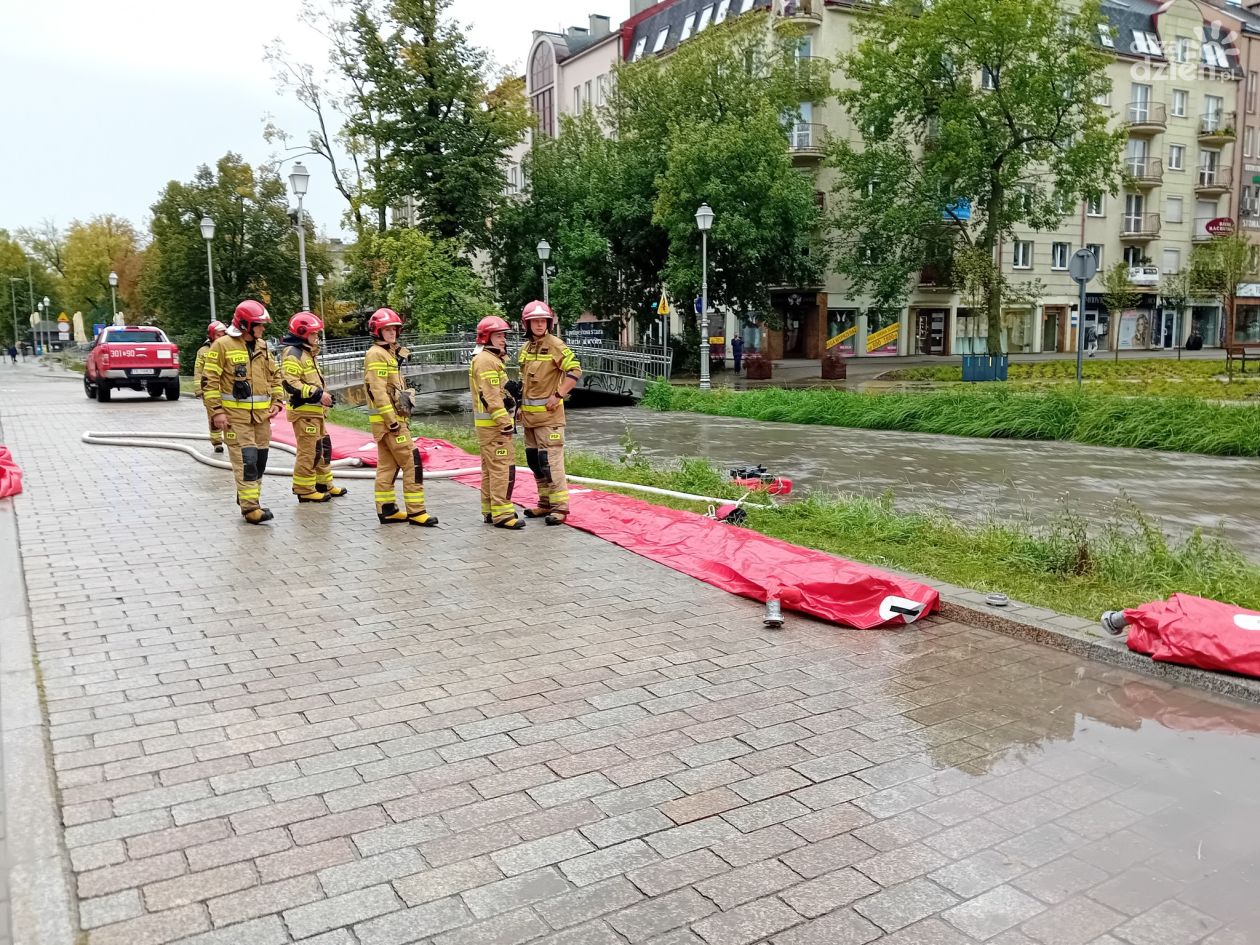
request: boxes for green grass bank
[327,405,1260,620]
[643,380,1260,457]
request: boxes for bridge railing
[317,331,670,390]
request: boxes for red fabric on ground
[271,415,380,465]
[1124,593,1260,679]
[0,446,23,498]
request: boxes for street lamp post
[200,216,217,322]
[42,295,51,352]
[316,273,327,348]
[36,301,44,355]
[290,162,311,311]
[8,278,19,351]
[695,203,715,391]
[536,240,551,305]
[108,271,119,324]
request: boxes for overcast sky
[0,0,630,241]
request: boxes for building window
[715,0,732,22]
[981,66,996,90]
[1087,243,1104,268]
[1172,89,1188,117]
[574,86,581,113]
[584,80,593,105]
[529,44,556,138]
[1204,42,1229,69]
[697,5,714,31]
[1051,242,1070,270]
[1163,248,1181,274]
[652,27,670,54]
[632,35,647,61]
[1175,36,1191,63]
[1168,144,1185,170]
[1166,195,1183,223]
[1012,240,1033,269]
[680,12,697,42]
[1123,246,1144,268]
[1098,24,1114,48]
[1093,90,1110,107]
[1250,72,1259,113]
[597,74,608,106]
[1087,195,1105,216]
[1247,126,1255,157]
[1131,31,1160,55]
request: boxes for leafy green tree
[1100,262,1139,360]
[0,230,60,346]
[140,153,330,362]
[62,215,143,322]
[341,0,530,247]
[830,0,1125,353]
[1190,233,1258,370]
[343,227,497,333]
[1159,268,1191,356]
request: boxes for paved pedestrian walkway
[1,361,1259,945]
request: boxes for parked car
[84,326,181,402]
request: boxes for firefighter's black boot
[407,511,439,527]
[297,491,330,503]
[494,515,526,530]
[243,508,274,525]
[378,503,408,524]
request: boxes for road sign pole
[1068,249,1099,389]
[1076,278,1087,387]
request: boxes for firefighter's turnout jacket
[518,333,582,427]
[280,335,327,422]
[364,341,407,427]
[201,333,283,419]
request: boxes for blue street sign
[944,199,971,222]
[694,297,703,315]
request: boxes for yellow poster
[866,323,899,351]
[826,326,857,349]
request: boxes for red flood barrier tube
[732,477,793,496]
[1124,593,1260,680]
[320,423,938,629]
[0,446,23,498]
[270,415,380,465]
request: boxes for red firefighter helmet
[288,311,324,340]
[476,315,511,345]
[368,307,404,338]
[207,320,228,342]
[232,300,271,332]
[521,300,555,332]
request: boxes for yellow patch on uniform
[395,434,409,444]
[304,426,317,434]
[495,448,509,456]
[549,432,562,440]
[225,431,236,440]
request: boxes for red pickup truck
[84,325,182,402]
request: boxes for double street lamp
[695,203,715,391]
[8,277,19,350]
[290,162,311,311]
[42,295,51,352]
[108,271,119,323]
[200,216,217,321]
[316,273,327,348]
[537,240,551,305]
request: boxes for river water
[413,394,1260,560]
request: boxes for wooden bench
[1226,343,1260,373]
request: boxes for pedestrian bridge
[318,332,671,403]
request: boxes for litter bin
[744,353,772,380]
[821,353,847,380]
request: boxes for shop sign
[1205,217,1236,236]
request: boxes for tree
[16,220,67,277]
[62,215,143,322]
[140,153,331,361]
[1190,233,1257,373]
[1100,262,1139,361]
[343,227,497,332]
[1159,268,1191,357]
[830,0,1125,354]
[0,230,60,346]
[341,0,530,247]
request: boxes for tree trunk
[982,184,1003,356]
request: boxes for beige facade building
[510,0,1250,356]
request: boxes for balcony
[1193,217,1217,241]
[1199,111,1238,142]
[1120,213,1161,240]
[918,264,952,289]
[1128,265,1160,286]
[1195,166,1232,196]
[1124,156,1163,188]
[788,122,827,160]
[789,55,827,85]
[774,0,823,27]
[1123,102,1166,134]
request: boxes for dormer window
[1099,24,1115,48]
[1132,31,1160,55]
[715,0,733,22]
[697,5,715,32]
[1204,41,1229,68]
[680,12,698,42]
[652,27,670,54]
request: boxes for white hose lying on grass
[81,430,773,508]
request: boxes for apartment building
[510,0,1245,355]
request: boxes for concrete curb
[912,576,1260,705]
[0,418,79,944]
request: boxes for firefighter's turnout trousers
[519,332,581,514]
[193,343,223,447]
[281,339,334,496]
[201,334,282,515]
[364,342,427,515]
[469,348,516,524]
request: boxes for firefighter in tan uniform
[201,300,284,524]
[518,300,582,525]
[364,308,437,526]
[193,320,228,453]
[280,312,348,503]
[470,315,524,530]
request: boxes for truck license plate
[132,369,155,375]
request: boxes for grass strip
[328,404,1260,619]
[643,380,1260,457]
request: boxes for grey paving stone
[942,884,1045,940]
[78,889,144,929]
[533,875,645,929]
[491,830,595,876]
[394,858,505,907]
[855,877,959,933]
[317,847,426,896]
[608,887,718,942]
[355,897,470,945]
[782,867,881,918]
[284,884,401,940]
[460,866,570,919]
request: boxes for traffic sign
[657,294,670,315]
[1069,248,1098,284]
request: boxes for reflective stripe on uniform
[292,475,317,487]
[221,397,272,409]
[523,397,550,406]
[374,490,396,501]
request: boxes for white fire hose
[81,430,774,507]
